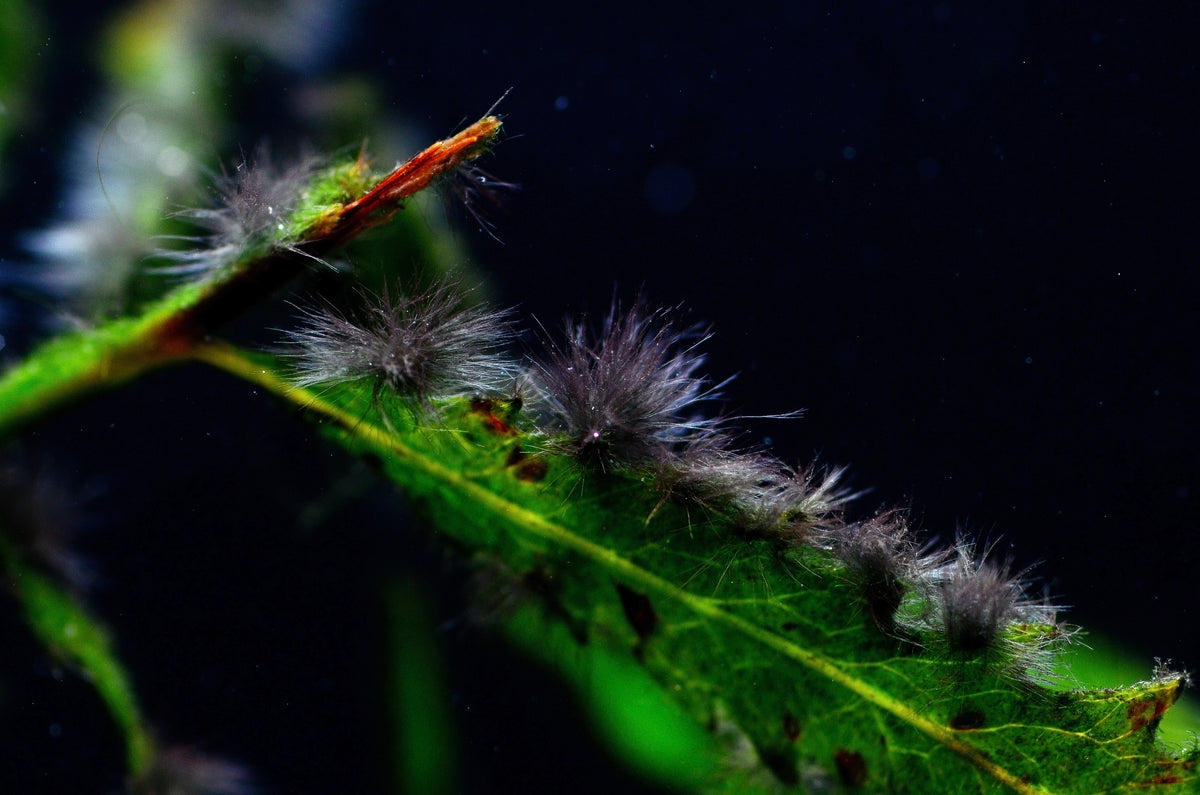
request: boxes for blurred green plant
[0,0,40,195]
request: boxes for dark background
[2,1,1197,792]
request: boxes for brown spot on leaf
[470,397,517,434]
[834,749,867,788]
[616,584,658,642]
[1128,692,1176,733]
[950,710,986,731]
[484,415,514,434]
[782,712,801,742]
[514,457,548,482]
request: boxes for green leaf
[196,342,1200,793]
[386,579,456,795]
[0,0,40,181]
[0,536,154,776]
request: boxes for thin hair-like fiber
[925,537,1072,682]
[531,298,728,470]
[280,276,519,409]
[157,144,325,278]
